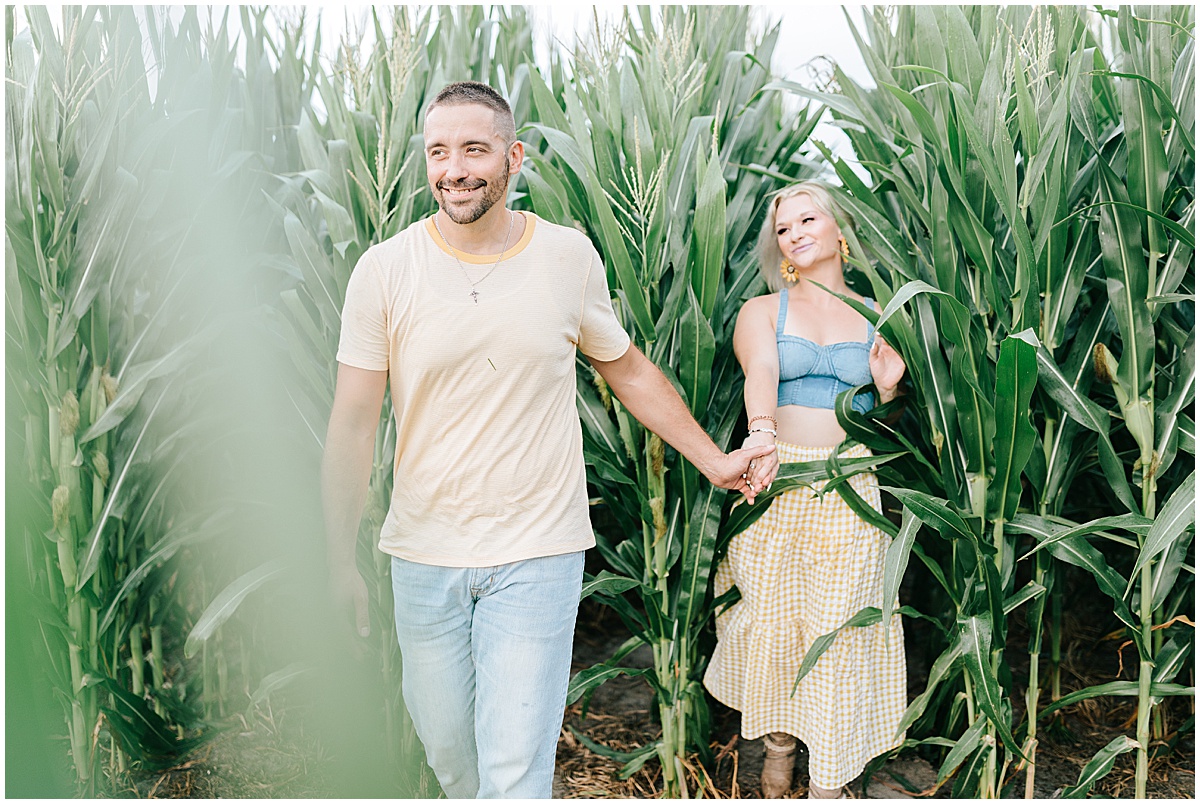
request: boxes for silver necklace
[433,211,516,304]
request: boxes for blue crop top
[777,287,876,414]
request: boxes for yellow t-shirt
[336,212,631,567]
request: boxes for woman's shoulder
[736,291,783,332]
[741,291,782,313]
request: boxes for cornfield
[5,4,1193,799]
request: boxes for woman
[703,181,908,799]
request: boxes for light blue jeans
[390,551,585,799]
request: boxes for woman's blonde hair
[756,179,855,292]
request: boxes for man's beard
[435,157,511,224]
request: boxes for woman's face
[775,194,841,268]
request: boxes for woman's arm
[733,295,782,492]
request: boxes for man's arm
[322,363,389,637]
[588,345,774,503]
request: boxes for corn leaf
[184,560,285,658]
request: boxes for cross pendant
[470,288,480,304]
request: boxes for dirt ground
[108,595,1193,799]
[555,598,1195,799]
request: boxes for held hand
[870,335,907,403]
[706,441,776,504]
[741,431,780,496]
[330,564,371,639]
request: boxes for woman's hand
[741,429,780,496]
[870,335,906,403]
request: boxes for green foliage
[7,5,1193,800]
[770,5,1195,797]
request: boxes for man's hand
[705,441,777,505]
[740,430,780,499]
[330,563,371,638]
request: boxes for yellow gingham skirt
[703,441,907,789]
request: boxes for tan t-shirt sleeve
[577,246,631,361]
[336,250,390,371]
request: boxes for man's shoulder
[367,217,431,256]
[356,217,434,275]
[528,212,592,246]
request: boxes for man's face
[424,103,520,225]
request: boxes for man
[322,81,773,798]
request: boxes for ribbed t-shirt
[336,211,631,567]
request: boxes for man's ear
[508,140,525,175]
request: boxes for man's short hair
[426,81,517,144]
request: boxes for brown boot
[807,782,847,799]
[760,733,797,798]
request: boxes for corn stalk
[5,5,231,787]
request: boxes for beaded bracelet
[748,414,778,428]
[749,427,777,437]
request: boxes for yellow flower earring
[779,259,799,284]
[839,235,851,264]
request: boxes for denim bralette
[777,287,876,414]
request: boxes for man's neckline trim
[424,211,536,264]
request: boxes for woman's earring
[779,259,799,284]
[839,236,851,264]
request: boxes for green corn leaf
[1002,581,1046,615]
[937,715,988,785]
[987,331,1039,522]
[910,541,956,602]
[98,676,206,758]
[569,726,659,768]
[575,381,623,459]
[1117,65,1170,257]
[97,514,218,634]
[1094,147,1154,403]
[763,79,863,119]
[676,482,723,634]
[1011,512,1152,558]
[566,663,652,707]
[79,340,194,443]
[77,390,170,590]
[184,560,285,658]
[883,511,916,648]
[794,606,883,693]
[723,454,904,540]
[951,740,990,799]
[1034,337,1139,513]
[689,144,725,320]
[1128,470,1194,583]
[247,662,312,713]
[896,639,963,736]
[958,616,1025,760]
[1039,680,1194,720]
[1061,736,1141,798]
[678,285,715,417]
[1152,635,1193,690]
[883,488,975,542]
[580,570,643,601]
[1150,531,1192,612]
[1038,532,1140,636]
